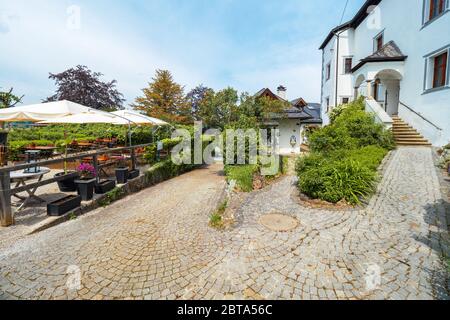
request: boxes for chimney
[277,85,287,100]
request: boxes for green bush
[224,164,258,192]
[145,160,197,185]
[297,98,392,205]
[298,159,377,204]
[308,98,395,153]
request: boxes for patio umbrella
[112,110,169,126]
[0,100,92,122]
[39,110,135,146]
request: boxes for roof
[254,88,322,123]
[352,41,408,72]
[319,0,382,50]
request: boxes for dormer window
[374,32,384,52]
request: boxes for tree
[238,93,288,121]
[0,88,24,108]
[186,85,213,121]
[132,69,191,124]
[45,65,125,110]
[199,87,239,129]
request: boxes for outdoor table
[10,167,51,211]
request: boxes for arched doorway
[373,69,402,116]
[354,74,366,98]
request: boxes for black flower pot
[55,172,79,192]
[47,195,81,216]
[115,167,129,184]
[95,180,116,194]
[75,178,96,201]
[128,169,140,180]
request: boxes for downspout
[333,30,346,108]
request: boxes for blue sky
[0,0,366,106]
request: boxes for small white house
[255,86,322,155]
[320,0,450,146]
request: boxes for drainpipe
[332,30,347,107]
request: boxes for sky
[0,0,366,106]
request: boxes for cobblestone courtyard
[0,147,449,300]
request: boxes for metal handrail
[399,101,442,131]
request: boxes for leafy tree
[186,85,213,121]
[0,88,23,108]
[199,87,239,129]
[45,65,125,110]
[133,69,191,124]
[238,93,288,121]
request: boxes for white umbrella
[39,111,129,125]
[112,110,169,126]
[0,100,92,122]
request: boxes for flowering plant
[76,163,97,179]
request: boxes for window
[374,32,384,52]
[429,0,445,20]
[433,51,448,88]
[344,58,353,74]
[342,97,349,104]
[326,63,331,80]
[326,97,330,113]
[424,46,449,93]
[423,0,448,25]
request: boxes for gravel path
[0,148,448,300]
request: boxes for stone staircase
[392,116,431,146]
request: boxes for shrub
[298,158,377,205]
[297,97,392,205]
[144,160,197,186]
[98,187,126,207]
[308,126,357,153]
[224,164,258,192]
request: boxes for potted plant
[128,167,140,180]
[115,156,129,184]
[75,163,97,201]
[95,179,116,194]
[47,195,82,216]
[55,140,79,192]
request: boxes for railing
[399,101,443,131]
[0,143,153,227]
[365,98,393,129]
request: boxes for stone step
[396,142,432,146]
[391,116,432,146]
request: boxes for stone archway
[373,69,403,116]
[354,74,367,98]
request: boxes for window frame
[343,57,353,74]
[373,31,384,53]
[422,0,449,27]
[326,62,331,81]
[423,45,450,94]
[433,51,448,88]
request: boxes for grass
[224,165,258,192]
[98,187,126,207]
[209,200,228,229]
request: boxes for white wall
[278,119,302,155]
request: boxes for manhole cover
[259,213,299,232]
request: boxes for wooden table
[10,167,51,211]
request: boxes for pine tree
[133,70,191,124]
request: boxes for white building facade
[320,0,450,146]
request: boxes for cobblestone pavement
[0,148,449,300]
